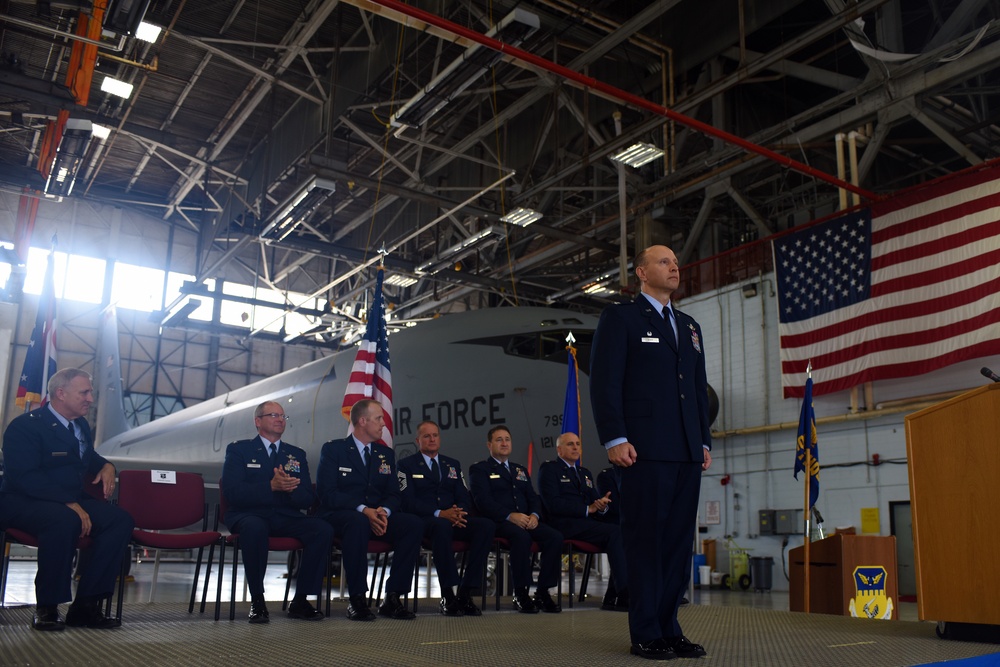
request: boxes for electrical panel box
[758,510,776,535]
[775,509,803,535]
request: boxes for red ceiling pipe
[368,0,879,202]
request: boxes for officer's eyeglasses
[259,413,289,420]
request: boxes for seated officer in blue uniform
[221,401,333,623]
[469,425,562,613]
[538,432,628,612]
[316,398,421,621]
[0,368,132,632]
[397,420,495,616]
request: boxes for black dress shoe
[668,636,706,658]
[439,596,463,617]
[533,588,562,613]
[630,639,677,660]
[456,594,482,617]
[346,598,376,622]
[32,605,65,632]
[378,592,416,620]
[248,600,270,624]
[287,599,323,620]
[65,600,120,629]
[512,591,538,613]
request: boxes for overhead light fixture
[259,175,336,242]
[101,76,134,99]
[90,124,111,140]
[416,225,506,275]
[105,0,153,37]
[547,264,627,303]
[385,274,418,288]
[135,21,162,43]
[390,8,539,133]
[500,207,543,227]
[43,118,93,197]
[610,142,664,168]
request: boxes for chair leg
[148,549,162,603]
[229,538,239,621]
[1,532,10,607]
[214,540,225,621]
[494,545,502,612]
[189,545,205,613]
[281,551,296,611]
[564,546,572,609]
[367,553,379,606]
[376,554,389,605]
[115,544,129,622]
[579,554,594,603]
[199,541,218,614]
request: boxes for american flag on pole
[774,163,1000,398]
[16,244,58,409]
[340,266,394,445]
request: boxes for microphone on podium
[980,367,1000,383]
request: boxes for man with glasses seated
[221,401,334,624]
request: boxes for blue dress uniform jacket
[469,458,562,590]
[315,437,420,596]
[537,459,628,590]
[1,408,109,503]
[316,437,400,513]
[397,453,471,515]
[222,437,317,522]
[398,453,495,590]
[590,297,711,462]
[468,458,541,522]
[0,407,133,605]
[221,437,333,599]
[590,296,711,646]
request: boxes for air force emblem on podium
[848,565,894,620]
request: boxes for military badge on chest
[283,455,301,474]
[515,468,528,482]
[378,459,392,475]
[688,323,701,353]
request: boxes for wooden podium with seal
[789,533,899,619]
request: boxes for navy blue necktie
[364,446,371,471]
[431,457,441,484]
[269,444,277,470]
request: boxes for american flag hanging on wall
[774,163,1000,398]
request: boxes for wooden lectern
[905,384,1000,626]
[789,534,898,618]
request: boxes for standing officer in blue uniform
[590,245,712,661]
[537,432,628,612]
[221,400,333,623]
[469,425,563,613]
[398,420,495,616]
[316,398,421,621]
[0,368,132,631]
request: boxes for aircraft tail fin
[94,304,131,444]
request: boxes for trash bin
[693,554,707,585]
[749,556,774,592]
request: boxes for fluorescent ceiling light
[91,124,111,140]
[416,225,506,274]
[101,76,134,99]
[610,142,664,168]
[135,21,162,43]
[385,274,418,288]
[500,207,543,227]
